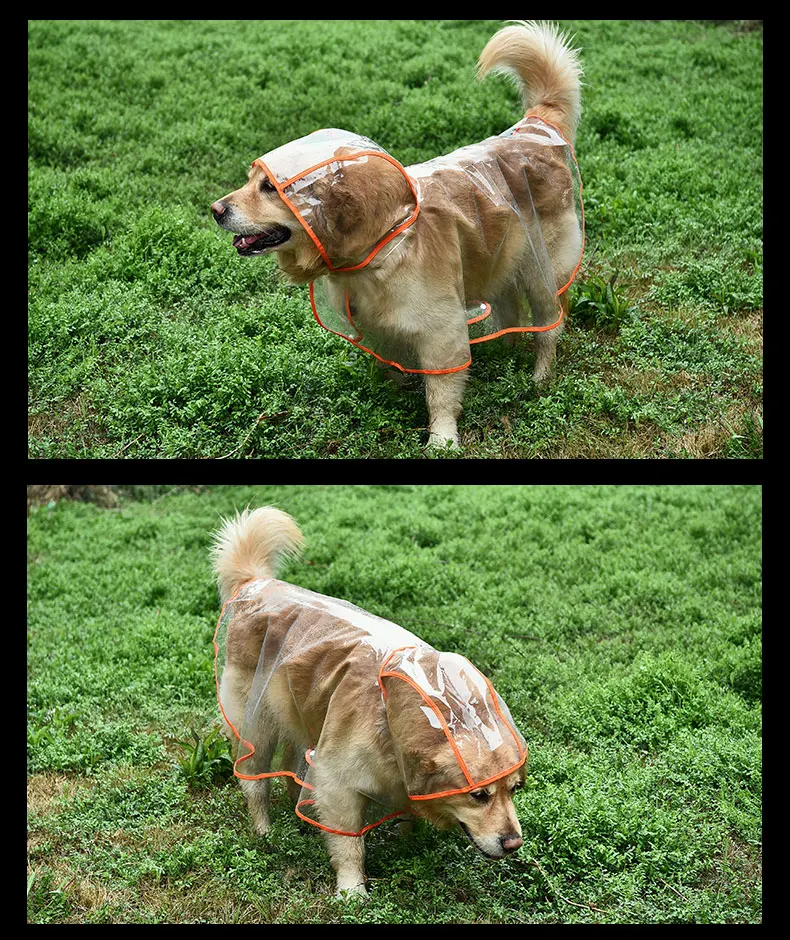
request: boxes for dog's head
[381,649,528,860]
[211,130,417,284]
[210,162,306,270]
[409,751,526,859]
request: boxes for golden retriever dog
[210,21,583,449]
[212,507,528,897]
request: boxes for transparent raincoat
[214,577,527,837]
[253,119,584,373]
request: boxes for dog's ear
[382,674,457,794]
[309,149,415,266]
[401,751,445,795]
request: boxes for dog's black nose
[210,201,228,223]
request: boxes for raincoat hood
[253,127,420,273]
[379,645,527,801]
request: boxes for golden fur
[211,21,582,448]
[213,506,527,897]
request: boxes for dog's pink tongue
[233,234,263,248]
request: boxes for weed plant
[27,485,762,923]
[175,727,234,789]
[28,20,762,457]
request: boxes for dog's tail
[211,506,304,603]
[477,20,582,145]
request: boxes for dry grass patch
[724,310,763,355]
[28,393,106,446]
[670,402,761,458]
[547,421,664,459]
[614,366,703,395]
[27,772,98,816]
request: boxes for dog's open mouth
[232,226,291,256]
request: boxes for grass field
[28,20,762,458]
[27,485,762,923]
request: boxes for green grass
[27,485,762,923]
[28,19,762,458]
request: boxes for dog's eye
[470,790,489,803]
[510,782,523,794]
[259,177,275,193]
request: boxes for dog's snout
[210,200,228,223]
[501,833,523,853]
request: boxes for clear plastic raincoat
[215,577,527,837]
[252,118,583,373]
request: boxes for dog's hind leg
[532,209,582,383]
[219,665,277,836]
[532,292,568,385]
[239,732,278,837]
[525,273,566,386]
[491,276,562,377]
[280,741,306,806]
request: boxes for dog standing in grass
[212,507,528,897]
[211,21,583,449]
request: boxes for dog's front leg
[315,785,370,898]
[410,307,471,449]
[424,369,469,449]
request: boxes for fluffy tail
[477,20,583,144]
[211,506,303,603]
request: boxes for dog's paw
[426,438,460,455]
[532,366,553,387]
[426,426,461,453]
[335,881,368,901]
[426,415,460,451]
[251,817,271,837]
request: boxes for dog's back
[398,24,582,345]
